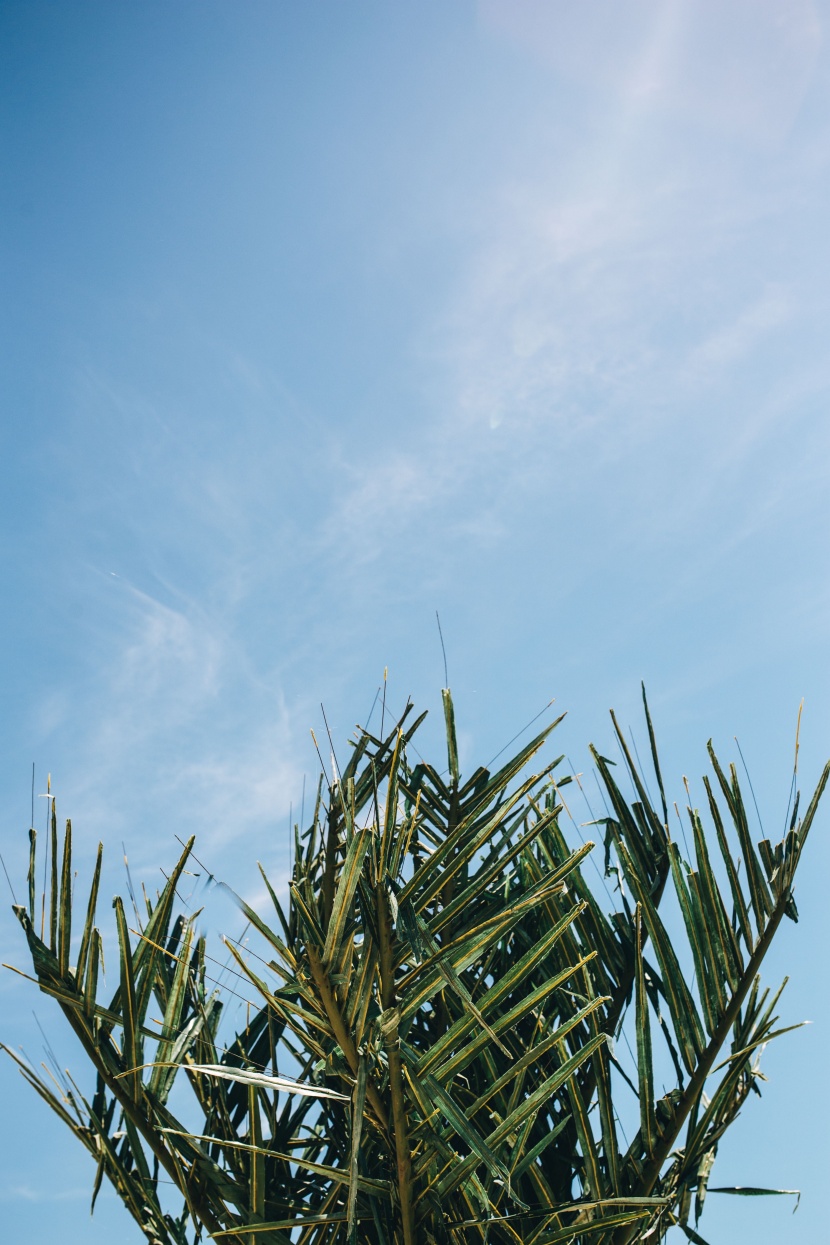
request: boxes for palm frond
[4,689,826,1245]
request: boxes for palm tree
[4,688,827,1244]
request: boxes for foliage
[4,688,828,1244]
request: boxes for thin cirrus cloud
[688,286,795,371]
[0,1185,88,1204]
[382,4,828,560]
[42,576,304,874]
[479,0,822,145]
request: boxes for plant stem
[377,884,415,1245]
[321,797,340,928]
[306,943,391,1137]
[613,894,790,1245]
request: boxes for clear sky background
[1,2,829,1242]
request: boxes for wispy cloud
[687,287,795,372]
[479,0,822,145]
[38,575,304,877]
[299,3,830,656]
[0,1184,88,1203]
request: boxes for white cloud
[112,585,222,711]
[479,0,822,146]
[319,450,441,557]
[688,287,795,371]
[41,577,304,874]
[0,1185,87,1202]
[301,0,830,647]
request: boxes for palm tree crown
[5,687,827,1244]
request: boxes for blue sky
[1,2,829,1241]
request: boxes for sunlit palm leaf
[5,689,827,1245]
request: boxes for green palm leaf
[5,689,826,1245]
